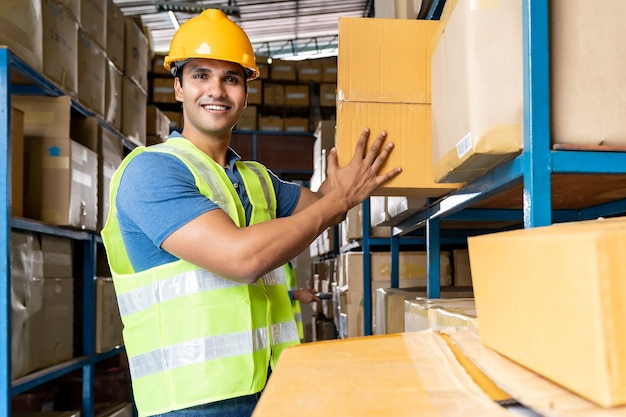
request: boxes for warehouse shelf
[0,46,130,417]
[384,0,626,302]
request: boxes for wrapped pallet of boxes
[467,217,626,407]
[432,0,626,184]
[336,17,462,197]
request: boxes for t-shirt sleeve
[116,151,219,247]
[269,169,301,217]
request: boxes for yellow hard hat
[164,9,260,80]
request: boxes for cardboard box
[105,59,123,131]
[320,56,337,83]
[297,59,323,82]
[43,0,79,95]
[247,79,263,105]
[258,117,283,132]
[374,0,421,19]
[98,127,123,230]
[78,28,106,116]
[453,248,472,286]
[283,118,309,133]
[337,101,460,196]
[12,95,73,138]
[319,82,336,107]
[162,110,183,131]
[0,0,43,72]
[270,59,297,81]
[432,0,626,184]
[151,76,176,104]
[146,105,171,140]
[151,52,170,76]
[467,217,626,407]
[122,76,147,147]
[124,16,149,93]
[262,83,284,106]
[95,277,123,353]
[10,231,44,379]
[255,55,269,80]
[253,332,513,417]
[284,84,310,107]
[81,0,107,49]
[11,107,25,217]
[236,106,258,131]
[24,137,98,230]
[106,0,125,71]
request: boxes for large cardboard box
[11,95,73,138]
[124,17,149,93]
[106,0,125,71]
[146,105,171,140]
[284,84,310,107]
[235,106,258,131]
[81,0,107,49]
[0,0,43,72]
[468,217,626,407]
[151,77,176,104]
[247,79,263,105]
[42,0,79,95]
[122,76,147,147]
[253,332,513,417]
[11,107,25,217]
[432,0,626,184]
[336,17,461,197]
[77,28,106,116]
[98,127,123,230]
[95,277,123,353]
[24,137,98,230]
[10,231,44,379]
[269,59,297,81]
[297,59,323,82]
[105,59,123,131]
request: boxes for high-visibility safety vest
[284,262,304,340]
[101,138,300,417]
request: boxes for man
[101,9,400,417]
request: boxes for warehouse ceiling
[112,0,374,59]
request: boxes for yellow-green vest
[101,138,300,417]
[284,262,304,340]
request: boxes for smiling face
[175,58,248,143]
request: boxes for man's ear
[174,76,183,103]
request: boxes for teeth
[203,104,228,111]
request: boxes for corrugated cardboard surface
[450,328,626,416]
[253,331,512,417]
[468,218,626,407]
[0,1,43,72]
[95,277,124,353]
[337,101,459,196]
[431,0,523,184]
[337,17,438,104]
[43,0,78,95]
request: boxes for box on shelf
[284,118,309,133]
[146,105,171,140]
[151,52,170,76]
[80,0,107,49]
[78,29,106,117]
[11,95,73,138]
[24,136,99,230]
[452,248,472,286]
[96,277,124,353]
[151,77,176,104]
[11,107,25,217]
[0,0,43,72]
[98,127,123,230]
[319,83,336,107]
[257,116,283,132]
[270,59,297,81]
[284,84,310,107]
[468,217,626,407]
[162,110,183,131]
[297,59,323,82]
[255,55,269,80]
[124,16,149,93]
[247,79,263,105]
[336,17,461,197]
[105,59,123,131]
[122,76,147,147]
[262,83,285,106]
[106,0,125,71]
[432,0,626,184]
[403,296,477,332]
[235,106,258,131]
[320,56,337,83]
[43,0,79,96]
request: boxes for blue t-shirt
[115,140,301,272]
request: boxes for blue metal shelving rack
[357,0,626,336]
[0,47,126,417]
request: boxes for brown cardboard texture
[431,0,523,184]
[337,101,460,196]
[337,17,438,104]
[107,0,126,71]
[77,28,106,117]
[11,107,25,217]
[450,328,626,417]
[253,332,512,417]
[96,277,123,353]
[12,95,73,138]
[0,1,43,72]
[467,218,626,407]
[42,0,78,95]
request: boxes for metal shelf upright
[0,46,128,417]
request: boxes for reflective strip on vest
[117,269,245,318]
[243,162,276,216]
[294,312,302,323]
[262,266,286,286]
[272,321,299,346]
[130,328,269,379]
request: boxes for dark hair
[175,61,248,92]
